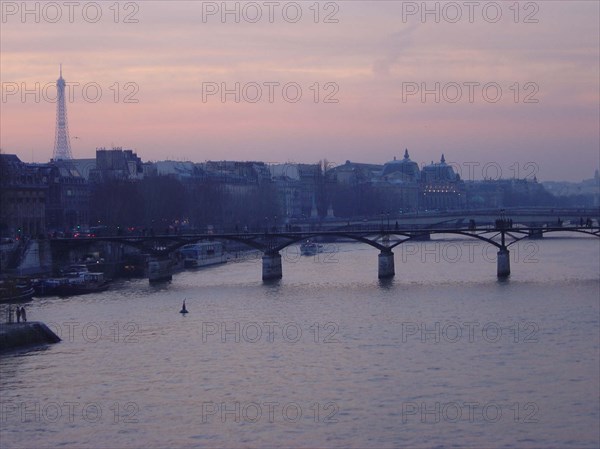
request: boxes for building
[44,160,90,231]
[376,150,422,211]
[465,177,555,209]
[0,154,91,236]
[270,164,303,220]
[90,147,144,182]
[543,170,600,207]
[327,160,384,185]
[67,158,96,181]
[381,149,421,183]
[420,154,465,210]
[0,154,47,237]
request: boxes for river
[1,234,599,448]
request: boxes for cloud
[372,22,419,77]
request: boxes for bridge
[50,222,600,281]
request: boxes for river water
[1,234,599,448]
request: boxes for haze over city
[2,3,600,449]
[1,1,599,182]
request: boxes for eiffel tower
[52,64,73,160]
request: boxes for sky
[1,0,599,182]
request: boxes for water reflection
[0,238,598,449]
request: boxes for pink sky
[1,1,598,181]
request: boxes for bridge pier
[262,252,282,281]
[378,250,395,279]
[497,247,510,278]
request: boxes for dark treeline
[88,175,572,234]
[329,184,394,217]
[90,177,278,232]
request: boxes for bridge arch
[260,229,508,253]
[50,226,599,282]
[502,228,600,247]
[53,226,600,257]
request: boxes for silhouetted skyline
[1,1,598,182]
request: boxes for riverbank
[0,322,61,352]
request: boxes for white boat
[179,242,227,268]
[300,240,324,256]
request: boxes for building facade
[0,154,47,237]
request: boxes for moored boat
[34,264,109,296]
[300,240,324,256]
[178,241,227,268]
[55,272,109,296]
[0,279,34,303]
[33,277,70,296]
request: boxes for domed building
[421,154,458,183]
[381,149,421,182]
[371,149,421,212]
[420,154,465,210]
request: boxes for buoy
[180,299,188,314]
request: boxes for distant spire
[53,64,72,160]
[440,153,446,164]
[404,149,409,159]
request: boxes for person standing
[16,307,21,323]
[21,307,27,322]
